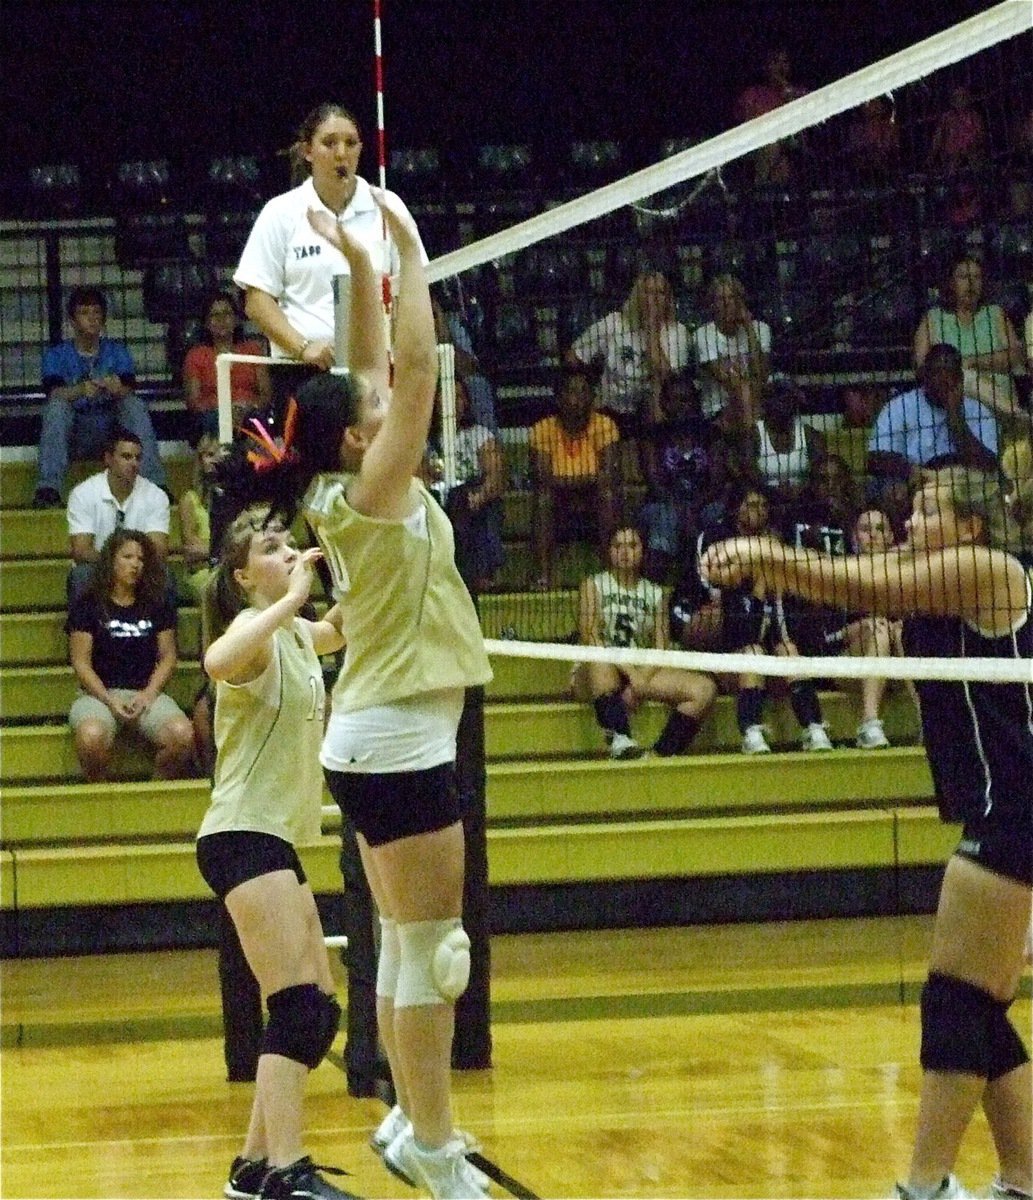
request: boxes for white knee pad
[395,918,471,1008]
[376,917,401,1000]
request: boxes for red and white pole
[373,0,392,351]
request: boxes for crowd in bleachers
[6,57,1032,777]
[21,236,1031,777]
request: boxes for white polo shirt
[67,470,170,549]
[233,175,423,357]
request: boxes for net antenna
[373,0,393,350]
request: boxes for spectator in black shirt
[67,528,195,781]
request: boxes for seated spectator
[927,85,987,225]
[1007,104,1033,218]
[840,508,910,750]
[433,297,498,430]
[639,374,716,583]
[914,253,1027,441]
[178,433,221,606]
[33,286,165,508]
[67,528,195,781]
[183,290,271,441]
[928,85,986,175]
[572,525,716,760]
[867,344,999,519]
[846,97,901,184]
[567,270,690,431]
[178,434,225,779]
[694,274,771,432]
[702,482,832,755]
[732,46,808,188]
[67,428,172,606]
[787,453,858,554]
[751,376,826,523]
[780,453,861,662]
[433,374,506,593]
[528,361,619,586]
[667,433,764,653]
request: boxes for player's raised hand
[370,188,421,251]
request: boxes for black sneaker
[259,1156,360,1200]
[31,488,62,509]
[225,1156,268,1199]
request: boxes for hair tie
[239,398,299,473]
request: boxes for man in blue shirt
[866,343,998,517]
[33,287,166,507]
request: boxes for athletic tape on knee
[395,918,471,1008]
[920,972,1000,1078]
[262,983,341,1069]
[377,916,401,1000]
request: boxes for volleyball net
[218,1,1033,686]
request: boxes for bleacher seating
[0,446,958,958]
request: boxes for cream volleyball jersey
[303,473,492,713]
[589,571,664,648]
[198,617,325,846]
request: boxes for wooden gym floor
[2,916,1029,1200]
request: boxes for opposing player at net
[703,457,1033,1200]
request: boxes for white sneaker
[989,1177,1032,1200]
[385,1130,488,1199]
[856,717,890,749]
[741,724,771,755]
[801,722,833,751]
[371,1104,410,1154]
[895,1174,972,1199]
[609,732,644,760]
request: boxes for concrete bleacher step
[0,748,934,840]
[0,806,958,911]
[0,494,597,611]
[2,664,205,721]
[1,686,922,774]
[1,655,574,718]
[484,691,920,759]
[1,507,185,558]
[1,609,203,666]
[0,555,194,611]
[0,585,580,648]
[0,457,195,509]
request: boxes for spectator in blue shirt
[867,343,998,519]
[33,287,166,508]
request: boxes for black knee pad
[262,983,341,1070]
[919,971,1024,1080]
